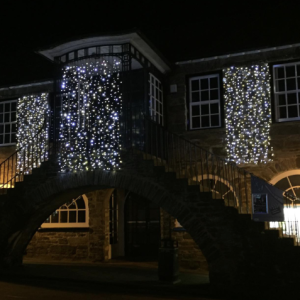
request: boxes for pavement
[0,258,226,299]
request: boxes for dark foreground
[0,260,297,300]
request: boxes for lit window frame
[149,73,163,125]
[188,74,221,130]
[273,62,300,122]
[0,99,17,146]
[41,195,89,228]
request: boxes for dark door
[125,193,160,261]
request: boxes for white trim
[38,33,170,74]
[176,43,300,65]
[189,74,221,129]
[41,194,89,228]
[0,81,53,91]
[269,170,300,185]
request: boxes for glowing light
[17,93,49,173]
[223,64,273,164]
[59,59,122,172]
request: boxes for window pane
[287,78,296,91]
[12,123,16,132]
[286,66,295,78]
[210,89,219,100]
[201,79,208,90]
[211,115,220,126]
[11,102,16,111]
[11,112,16,122]
[76,198,85,209]
[69,211,76,223]
[191,80,199,91]
[0,135,3,144]
[192,92,200,102]
[5,124,10,133]
[211,103,219,114]
[11,134,16,143]
[192,117,200,128]
[279,107,287,118]
[201,104,209,115]
[0,114,2,123]
[52,211,59,223]
[4,103,10,112]
[60,211,68,223]
[201,91,209,101]
[201,116,210,127]
[0,105,3,113]
[78,211,86,222]
[275,67,285,79]
[278,94,286,105]
[287,93,297,104]
[0,125,3,134]
[297,65,300,76]
[5,134,10,143]
[5,114,9,122]
[210,77,218,89]
[288,106,298,118]
[276,80,285,92]
[191,105,200,116]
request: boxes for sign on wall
[251,176,284,222]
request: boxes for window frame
[41,194,89,228]
[273,61,300,122]
[188,73,222,130]
[149,73,163,125]
[0,99,17,146]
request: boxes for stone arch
[0,169,220,270]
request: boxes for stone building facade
[1,31,300,275]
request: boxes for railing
[143,117,252,213]
[0,118,49,195]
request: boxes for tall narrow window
[109,191,118,244]
[0,100,17,145]
[273,62,300,122]
[149,73,163,125]
[189,74,220,129]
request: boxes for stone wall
[160,209,208,272]
[166,49,300,183]
[25,189,113,262]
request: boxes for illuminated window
[273,62,300,122]
[189,74,221,129]
[149,73,163,125]
[41,195,89,228]
[0,100,17,146]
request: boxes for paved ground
[0,259,227,300]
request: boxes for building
[1,30,300,284]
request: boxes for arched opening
[23,187,208,274]
[269,170,300,242]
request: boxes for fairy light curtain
[223,64,273,164]
[59,58,122,172]
[17,94,49,172]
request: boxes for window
[41,195,89,228]
[0,100,17,145]
[149,73,163,125]
[273,62,300,122]
[189,74,221,129]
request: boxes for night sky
[1,0,300,86]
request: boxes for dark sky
[1,0,300,86]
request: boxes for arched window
[269,170,300,241]
[41,195,89,228]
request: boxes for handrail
[141,116,288,214]
[0,117,49,194]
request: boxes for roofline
[0,80,53,92]
[176,43,300,65]
[37,31,171,74]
